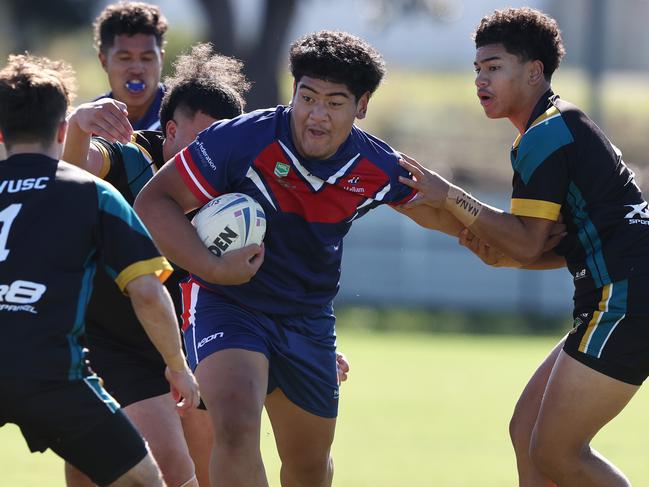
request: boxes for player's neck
[510,82,552,134]
[127,94,156,124]
[6,141,62,160]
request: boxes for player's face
[99,34,163,117]
[474,43,532,122]
[163,110,217,160]
[290,76,369,160]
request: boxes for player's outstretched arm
[398,154,556,266]
[458,229,566,269]
[126,274,200,412]
[135,161,264,285]
[63,98,132,175]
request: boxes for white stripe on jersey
[278,141,325,190]
[179,150,215,200]
[246,167,277,209]
[325,154,360,185]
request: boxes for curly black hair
[0,54,76,148]
[159,43,250,136]
[473,7,565,81]
[289,30,386,100]
[93,1,168,53]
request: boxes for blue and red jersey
[175,105,415,315]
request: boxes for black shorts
[0,375,147,486]
[86,334,169,407]
[564,276,649,385]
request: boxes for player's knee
[529,431,573,479]
[210,401,261,451]
[108,452,165,487]
[508,409,529,452]
[282,451,333,486]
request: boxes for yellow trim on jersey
[510,198,561,220]
[115,256,173,292]
[93,141,112,179]
[578,284,612,353]
[131,134,157,173]
[512,106,561,149]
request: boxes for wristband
[446,185,483,227]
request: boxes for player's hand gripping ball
[192,193,266,256]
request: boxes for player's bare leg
[181,407,213,486]
[107,451,165,487]
[509,337,564,487]
[265,389,335,487]
[125,394,197,487]
[530,351,637,486]
[196,349,270,487]
[65,393,196,487]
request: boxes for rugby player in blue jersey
[135,30,463,487]
[92,2,167,131]
[399,8,649,486]
[0,53,199,487]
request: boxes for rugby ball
[192,193,266,256]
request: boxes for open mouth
[308,127,327,137]
[125,80,146,93]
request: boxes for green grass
[3,330,649,486]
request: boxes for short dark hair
[473,7,565,81]
[93,1,168,53]
[159,43,250,136]
[0,54,76,148]
[289,30,386,100]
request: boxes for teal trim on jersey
[566,182,610,288]
[95,179,151,239]
[585,280,627,358]
[67,252,96,380]
[84,375,121,412]
[121,142,156,197]
[104,264,118,280]
[512,115,574,184]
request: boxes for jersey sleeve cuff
[115,256,174,292]
[510,198,561,220]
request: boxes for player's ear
[165,119,177,142]
[289,80,297,106]
[529,60,545,85]
[56,120,68,144]
[98,51,108,71]
[355,92,370,120]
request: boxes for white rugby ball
[192,193,266,256]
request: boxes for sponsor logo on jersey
[347,176,360,185]
[0,177,49,194]
[0,279,46,313]
[624,202,649,225]
[197,331,224,349]
[274,162,290,178]
[196,141,217,171]
[574,268,588,281]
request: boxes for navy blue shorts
[180,278,339,418]
[0,375,147,486]
[565,277,649,385]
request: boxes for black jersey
[509,90,649,294]
[0,154,172,380]
[86,131,186,351]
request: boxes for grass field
[2,329,649,486]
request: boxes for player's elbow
[510,240,545,266]
[126,274,165,308]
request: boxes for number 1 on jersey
[0,204,22,262]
